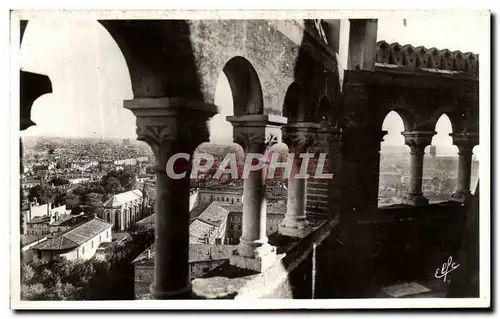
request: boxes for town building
[189,202,230,245]
[30,217,113,262]
[132,243,238,299]
[22,200,71,235]
[102,189,143,231]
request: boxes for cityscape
[19,134,479,300]
[14,12,486,307]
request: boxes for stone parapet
[376,40,479,76]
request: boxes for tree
[82,193,104,213]
[27,184,54,204]
[64,193,80,209]
[105,177,124,194]
[20,229,156,301]
[101,170,136,193]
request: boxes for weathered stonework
[376,40,479,76]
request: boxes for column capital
[402,131,436,155]
[125,97,217,160]
[450,132,479,155]
[282,122,320,153]
[227,114,287,152]
[314,125,343,150]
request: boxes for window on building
[82,246,85,255]
[91,241,94,249]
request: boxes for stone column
[451,133,479,202]
[402,131,435,206]
[227,114,287,272]
[279,123,320,238]
[125,97,216,299]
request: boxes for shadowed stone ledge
[192,219,336,299]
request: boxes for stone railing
[376,40,479,76]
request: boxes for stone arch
[377,108,415,133]
[282,82,307,122]
[114,210,120,230]
[221,56,264,116]
[21,20,133,135]
[428,109,461,134]
[105,211,111,223]
[426,114,457,154]
[317,95,331,124]
[378,111,410,207]
[127,207,132,228]
[100,20,204,100]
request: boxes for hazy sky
[20,15,484,155]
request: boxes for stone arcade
[20,18,480,299]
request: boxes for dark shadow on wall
[447,182,480,298]
[99,20,205,101]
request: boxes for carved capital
[125,97,217,162]
[227,114,287,153]
[450,132,479,155]
[402,131,435,155]
[233,129,280,152]
[136,125,175,161]
[282,123,320,153]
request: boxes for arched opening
[317,95,331,124]
[20,20,150,228]
[282,82,304,122]
[21,20,133,139]
[378,111,410,207]
[114,210,120,230]
[422,114,458,203]
[222,56,263,116]
[192,57,261,190]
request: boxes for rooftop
[50,213,89,227]
[32,217,113,251]
[132,243,238,265]
[20,234,47,247]
[197,202,230,227]
[189,219,218,244]
[103,189,142,208]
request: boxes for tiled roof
[50,214,89,227]
[103,189,142,208]
[189,219,216,244]
[132,243,237,265]
[20,234,47,247]
[27,216,50,224]
[189,202,211,220]
[33,217,113,251]
[197,202,229,227]
[136,214,155,229]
